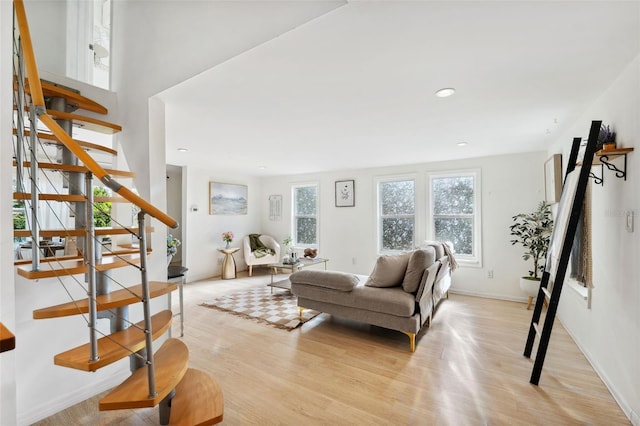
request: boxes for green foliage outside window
[13,212,26,230]
[93,187,112,228]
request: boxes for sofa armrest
[290,270,360,292]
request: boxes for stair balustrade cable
[13,0,178,403]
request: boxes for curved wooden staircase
[11,0,223,424]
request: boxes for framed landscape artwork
[210,182,248,215]
[335,179,355,207]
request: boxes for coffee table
[267,257,328,293]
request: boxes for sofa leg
[299,307,304,320]
[403,332,416,352]
[248,265,253,277]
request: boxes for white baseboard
[559,319,635,425]
[449,288,528,304]
[18,371,128,425]
[451,288,635,425]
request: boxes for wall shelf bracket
[588,148,633,186]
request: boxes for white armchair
[243,234,281,276]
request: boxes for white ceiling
[159,1,640,177]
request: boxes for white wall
[181,150,547,302]
[1,0,17,423]
[112,0,345,199]
[259,151,547,302]
[166,164,184,265]
[23,0,67,76]
[183,166,263,282]
[548,56,640,425]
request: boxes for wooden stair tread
[33,281,176,319]
[17,253,141,279]
[13,192,127,203]
[46,109,122,134]
[14,226,153,238]
[13,248,151,266]
[0,322,16,353]
[55,310,172,371]
[14,254,82,266]
[99,338,189,410]
[169,368,224,426]
[15,160,135,178]
[17,129,117,156]
[23,78,109,114]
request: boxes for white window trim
[375,174,417,254]
[427,169,482,267]
[291,183,319,249]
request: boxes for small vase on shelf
[225,241,231,249]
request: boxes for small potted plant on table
[509,201,553,309]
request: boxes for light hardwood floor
[34,270,629,425]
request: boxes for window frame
[376,175,416,254]
[428,169,482,267]
[291,183,319,249]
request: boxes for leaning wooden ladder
[523,120,600,385]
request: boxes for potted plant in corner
[509,201,553,309]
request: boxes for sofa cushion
[401,247,436,293]
[292,282,416,317]
[365,252,410,288]
[290,270,359,292]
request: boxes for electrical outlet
[627,210,634,233]
[352,257,357,265]
[487,269,494,279]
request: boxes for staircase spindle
[85,172,99,362]
[28,106,40,269]
[137,212,157,398]
[14,39,26,193]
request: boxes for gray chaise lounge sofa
[290,242,454,352]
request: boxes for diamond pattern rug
[200,284,320,330]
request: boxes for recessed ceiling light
[457,141,468,147]
[435,88,456,98]
[257,166,266,170]
[177,148,188,152]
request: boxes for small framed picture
[335,180,355,207]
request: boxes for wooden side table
[218,247,240,279]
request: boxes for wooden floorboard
[33,270,629,425]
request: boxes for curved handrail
[13,0,178,229]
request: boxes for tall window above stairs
[66,0,111,89]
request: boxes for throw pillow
[364,253,410,288]
[402,248,435,293]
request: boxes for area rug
[200,285,320,330]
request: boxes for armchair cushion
[243,234,280,267]
[248,233,275,258]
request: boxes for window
[66,0,111,89]
[377,177,415,252]
[292,184,318,247]
[429,170,481,264]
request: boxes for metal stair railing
[13,0,179,403]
